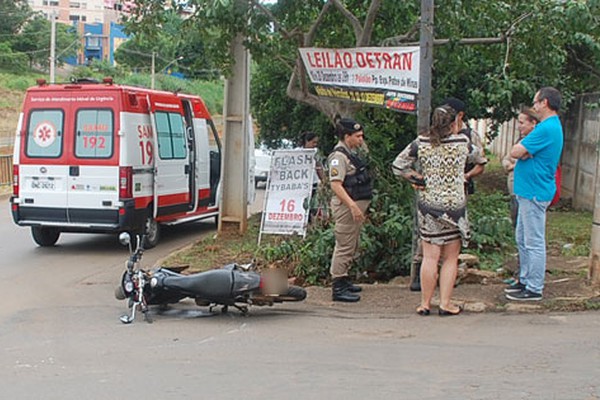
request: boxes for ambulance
[10,78,222,247]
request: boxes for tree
[0,0,32,37]
[11,15,79,69]
[117,9,218,79]
[0,0,33,69]
[125,0,599,135]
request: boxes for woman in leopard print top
[392,105,481,316]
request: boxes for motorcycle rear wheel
[273,286,307,302]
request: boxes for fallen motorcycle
[115,233,307,324]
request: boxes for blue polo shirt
[513,115,563,201]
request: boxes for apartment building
[27,0,131,65]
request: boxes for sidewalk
[1,187,10,201]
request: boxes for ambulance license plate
[30,178,56,190]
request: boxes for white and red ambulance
[10,78,222,247]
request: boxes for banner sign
[299,47,419,114]
[260,149,316,238]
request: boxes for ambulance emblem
[33,122,56,148]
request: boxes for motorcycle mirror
[119,232,131,246]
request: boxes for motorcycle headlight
[150,277,158,288]
[124,281,134,293]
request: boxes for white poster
[260,149,316,238]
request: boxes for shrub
[259,157,416,284]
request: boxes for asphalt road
[1,192,599,400]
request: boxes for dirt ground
[299,254,600,315]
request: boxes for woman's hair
[299,131,318,147]
[428,105,457,146]
[519,105,540,123]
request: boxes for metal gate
[0,154,12,186]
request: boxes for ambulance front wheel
[142,214,160,249]
[31,227,60,247]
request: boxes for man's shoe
[504,282,526,294]
[505,289,542,301]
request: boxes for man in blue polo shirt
[505,87,564,301]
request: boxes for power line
[0,31,56,38]
[0,48,51,57]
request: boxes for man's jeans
[515,196,550,294]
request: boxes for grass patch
[542,296,600,312]
[0,71,46,91]
[162,214,268,273]
[547,209,592,256]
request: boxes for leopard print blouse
[393,133,479,246]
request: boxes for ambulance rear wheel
[142,215,160,249]
[31,227,60,247]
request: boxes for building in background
[27,0,132,66]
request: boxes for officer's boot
[332,278,361,302]
[343,276,362,293]
[409,263,422,292]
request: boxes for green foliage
[11,16,79,69]
[0,42,28,71]
[71,59,128,80]
[547,210,592,257]
[259,189,416,284]
[466,191,515,270]
[0,0,32,36]
[67,63,224,114]
[250,58,331,147]
[261,226,335,286]
[124,1,600,143]
[121,3,223,76]
[260,156,417,283]
[0,71,45,90]
[468,191,514,249]
[357,186,414,279]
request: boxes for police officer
[327,118,373,302]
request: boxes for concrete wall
[489,93,600,212]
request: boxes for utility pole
[218,0,251,234]
[151,51,156,89]
[409,0,434,290]
[49,11,57,84]
[417,0,434,133]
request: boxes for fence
[489,93,600,212]
[0,154,12,187]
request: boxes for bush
[259,160,416,284]
[466,189,515,270]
